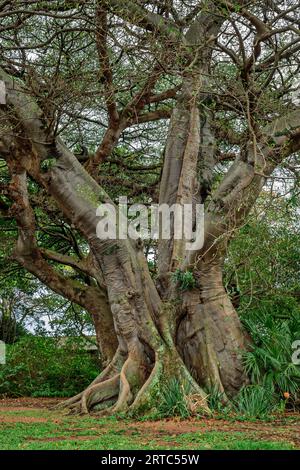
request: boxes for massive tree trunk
[157,78,249,399]
[48,87,249,412]
[41,142,208,415]
[0,67,208,415]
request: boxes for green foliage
[225,194,300,313]
[172,269,196,291]
[242,309,300,400]
[206,385,227,413]
[40,158,56,172]
[157,378,191,418]
[233,385,278,419]
[0,336,100,397]
[223,195,300,410]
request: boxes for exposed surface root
[129,349,210,416]
[54,348,125,411]
[81,374,120,414]
[56,353,146,414]
[55,347,210,416]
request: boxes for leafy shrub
[233,385,277,419]
[0,335,100,397]
[242,308,300,402]
[172,269,196,291]
[158,378,191,418]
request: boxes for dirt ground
[0,397,61,410]
[1,398,300,450]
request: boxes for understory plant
[172,269,196,291]
[206,384,227,413]
[157,378,191,418]
[0,335,100,397]
[242,305,300,405]
[233,385,278,419]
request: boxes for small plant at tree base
[172,269,196,291]
[157,378,191,418]
[233,385,278,419]
[206,384,227,413]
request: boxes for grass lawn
[0,399,299,450]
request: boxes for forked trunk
[3,65,249,417]
[45,145,208,415]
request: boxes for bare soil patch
[0,397,61,410]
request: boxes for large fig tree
[0,0,299,414]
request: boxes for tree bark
[43,144,208,414]
[7,156,117,364]
[177,260,249,397]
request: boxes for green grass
[167,431,295,450]
[0,409,297,450]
